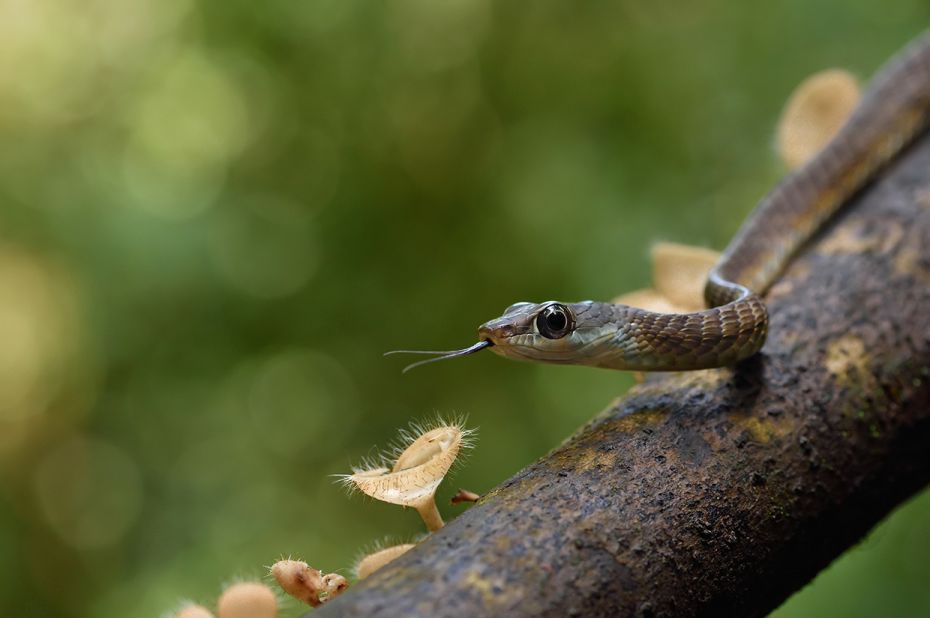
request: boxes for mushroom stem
[416,498,444,531]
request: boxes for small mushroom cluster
[270,560,348,607]
[169,418,478,615]
[265,417,477,609]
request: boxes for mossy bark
[315,131,930,617]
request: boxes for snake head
[479,301,593,363]
[387,300,632,372]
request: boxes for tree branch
[315,130,930,617]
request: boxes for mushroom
[340,419,475,531]
[450,488,481,505]
[270,559,349,607]
[777,69,861,170]
[270,559,325,607]
[354,543,417,580]
[216,582,277,618]
[322,573,349,601]
[175,604,214,618]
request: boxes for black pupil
[546,308,567,331]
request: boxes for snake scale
[390,31,930,373]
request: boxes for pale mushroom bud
[354,543,417,580]
[175,604,214,618]
[322,573,349,601]
[612,242,721,315]
[777,69,861,170]
[270,559,324,607]
[450,488,480,505]
[216,582,277,618]
[339,418,475,532]
[651,242,720,311]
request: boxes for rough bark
[314,131,930,618]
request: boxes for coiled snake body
[391,32,930,373]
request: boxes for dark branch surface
[315,132,930,618]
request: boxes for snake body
[472,31,930,371]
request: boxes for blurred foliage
[0,1,927,616]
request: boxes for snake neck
[703,270,753,309]
[707,30,930,305]
[628,32,930,371]
[590,293,768,371]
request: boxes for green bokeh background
[0,1,927,616]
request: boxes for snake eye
[536,304,573,339]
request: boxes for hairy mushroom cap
[650,242,720,310]
[216,582,277,618]
[270,559,324,607]
[777,69,861,170]
[322,573,349,601]
[613,242,721,314]
[175,604,214,618]
[354,543,417,579]
[340,419,474,510]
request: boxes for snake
[388,31,930,373]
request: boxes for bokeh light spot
[0,245,92,459]
[122,49,253,219]
[245,349,359,459]
[386,0,490,73]
[0,0,192,126]
[207,195,319,298]
[34,435,143,550]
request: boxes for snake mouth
[478,318,530,345]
